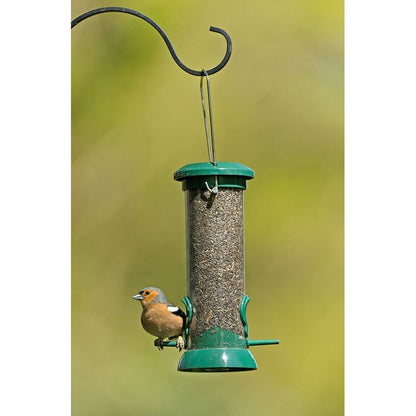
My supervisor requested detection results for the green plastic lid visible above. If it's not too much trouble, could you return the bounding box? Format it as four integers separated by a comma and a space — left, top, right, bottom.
174, 162, 254, 190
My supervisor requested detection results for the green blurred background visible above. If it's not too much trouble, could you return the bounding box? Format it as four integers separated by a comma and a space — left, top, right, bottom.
71, 0, 343, 414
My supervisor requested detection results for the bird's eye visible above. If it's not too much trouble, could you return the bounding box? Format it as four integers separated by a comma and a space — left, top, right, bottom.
145, 291, 150, 295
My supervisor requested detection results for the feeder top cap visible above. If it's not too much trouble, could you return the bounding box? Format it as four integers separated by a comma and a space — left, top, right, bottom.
174, 162, 254, 181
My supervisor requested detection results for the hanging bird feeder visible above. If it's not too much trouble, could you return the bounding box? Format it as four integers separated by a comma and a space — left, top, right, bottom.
72, 6, 279, 373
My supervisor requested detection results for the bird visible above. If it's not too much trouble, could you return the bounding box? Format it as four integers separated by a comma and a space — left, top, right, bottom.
132, 287, 186, 351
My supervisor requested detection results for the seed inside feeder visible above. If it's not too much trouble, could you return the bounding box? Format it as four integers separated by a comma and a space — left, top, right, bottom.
185, 187, 246, 343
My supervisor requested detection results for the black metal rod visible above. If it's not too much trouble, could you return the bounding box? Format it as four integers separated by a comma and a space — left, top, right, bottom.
71, 6, 232, 76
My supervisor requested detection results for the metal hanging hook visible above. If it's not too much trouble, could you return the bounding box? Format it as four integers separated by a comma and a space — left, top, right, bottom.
71, 7, 232, 76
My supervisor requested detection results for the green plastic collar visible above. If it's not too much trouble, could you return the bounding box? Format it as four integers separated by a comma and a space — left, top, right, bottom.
174, 162, 254, 190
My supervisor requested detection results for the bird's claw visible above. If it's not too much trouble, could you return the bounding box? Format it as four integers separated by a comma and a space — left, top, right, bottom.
154, 338, 164, 351
176, 336, 185, 352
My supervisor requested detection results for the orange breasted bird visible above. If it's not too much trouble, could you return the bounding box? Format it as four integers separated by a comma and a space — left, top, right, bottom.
132, 287, 186, 351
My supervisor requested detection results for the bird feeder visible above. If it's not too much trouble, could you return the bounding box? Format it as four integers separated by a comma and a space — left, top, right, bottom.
173, 163, 279, 372
72, 6, 279, 373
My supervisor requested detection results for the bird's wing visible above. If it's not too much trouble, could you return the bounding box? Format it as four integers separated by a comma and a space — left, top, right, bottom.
167, 303, 187, 331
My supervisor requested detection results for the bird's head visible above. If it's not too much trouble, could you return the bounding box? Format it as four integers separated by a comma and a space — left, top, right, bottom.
132, 287, 168, 307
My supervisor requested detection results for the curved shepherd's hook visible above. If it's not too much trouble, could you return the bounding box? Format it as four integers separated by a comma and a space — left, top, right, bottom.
71, 7, 232, 76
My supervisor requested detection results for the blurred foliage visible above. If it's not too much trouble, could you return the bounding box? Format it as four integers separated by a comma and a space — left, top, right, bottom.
72, 0, 343, 414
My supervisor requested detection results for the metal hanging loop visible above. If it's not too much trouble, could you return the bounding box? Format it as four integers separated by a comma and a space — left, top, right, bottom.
200, 70, 218, 197
200, 70, 217, 167
71, 7, 232, 77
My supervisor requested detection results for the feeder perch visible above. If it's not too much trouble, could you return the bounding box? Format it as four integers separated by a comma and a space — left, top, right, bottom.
72, 6, 279, 373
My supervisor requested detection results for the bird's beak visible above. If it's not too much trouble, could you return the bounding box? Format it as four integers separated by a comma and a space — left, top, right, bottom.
132, 293, 143, 301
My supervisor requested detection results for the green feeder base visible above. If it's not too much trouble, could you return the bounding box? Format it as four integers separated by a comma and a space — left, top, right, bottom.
177, 348, 257, 372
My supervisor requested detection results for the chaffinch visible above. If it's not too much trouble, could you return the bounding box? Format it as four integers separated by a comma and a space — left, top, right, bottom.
132, 287, 186, 351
